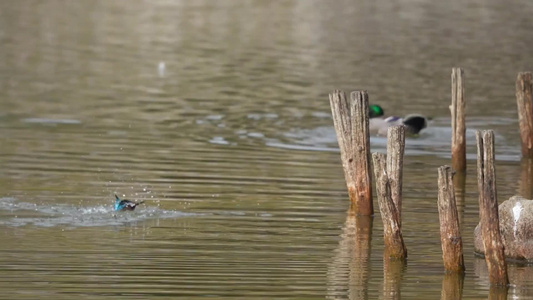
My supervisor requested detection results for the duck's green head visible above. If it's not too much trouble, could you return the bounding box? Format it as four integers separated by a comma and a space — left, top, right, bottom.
369, 105, 384, 118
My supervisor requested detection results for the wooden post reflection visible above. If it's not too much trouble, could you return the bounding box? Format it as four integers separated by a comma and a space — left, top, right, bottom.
474, 257, 510, 299
382, 253, 405, 300
441, 272, 464, 300
488, 286, 508, 300
520, 158, 533, 199
327, 214, 373, 300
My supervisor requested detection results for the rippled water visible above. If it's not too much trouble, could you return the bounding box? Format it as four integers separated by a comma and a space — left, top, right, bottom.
1, 0, 533, 299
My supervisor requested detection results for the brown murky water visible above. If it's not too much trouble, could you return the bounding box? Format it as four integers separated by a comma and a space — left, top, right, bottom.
1, 0, 532, 299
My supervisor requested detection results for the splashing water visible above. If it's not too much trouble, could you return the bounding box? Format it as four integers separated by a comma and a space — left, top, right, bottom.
0, 197, 194, 228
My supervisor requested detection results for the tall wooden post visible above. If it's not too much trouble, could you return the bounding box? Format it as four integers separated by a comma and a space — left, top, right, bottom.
476, 130, 509, 287
372, 152, 407, 260
329, 90, 373, 215
451, 68, 466, 172
437, 165, 465, 273
387, 125, 405, 224
516, 72, 533, 158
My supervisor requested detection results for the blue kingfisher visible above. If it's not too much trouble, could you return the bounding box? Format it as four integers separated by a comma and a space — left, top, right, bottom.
114, 194, 144, 211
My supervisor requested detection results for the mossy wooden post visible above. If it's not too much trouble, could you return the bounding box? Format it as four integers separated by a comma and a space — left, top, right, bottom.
451, 68, 466, 172
329, 90, 373, 215
437, 165, 465, 274
476, 130, 509, 287
516, 72, 533, 158
372, 152, 407, 260
387, 125, 405, 224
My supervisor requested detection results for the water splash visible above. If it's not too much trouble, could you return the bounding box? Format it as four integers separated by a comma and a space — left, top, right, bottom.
158, 61, 165, 77
0, 197, 194, 228
21, 118, 82, 125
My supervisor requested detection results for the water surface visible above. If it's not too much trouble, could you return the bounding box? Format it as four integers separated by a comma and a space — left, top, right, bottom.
1, 0, 533, 299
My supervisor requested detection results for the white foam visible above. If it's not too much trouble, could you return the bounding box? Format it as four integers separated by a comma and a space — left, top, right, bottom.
0, 198, 195, 228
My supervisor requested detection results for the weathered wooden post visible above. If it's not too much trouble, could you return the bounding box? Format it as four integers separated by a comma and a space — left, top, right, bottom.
451, 68, 466, 172
372, 152, 407, 260
520, 158, 533, 199
437, 165, 465, 273
387, 125, 405, 224
516, 72, 533, 158
329, 90, 373, 215
453, 170, 466, 227
476, 130, 509, 287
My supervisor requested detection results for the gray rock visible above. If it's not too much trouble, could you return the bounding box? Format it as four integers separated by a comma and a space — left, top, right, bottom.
474, 195, 533, 262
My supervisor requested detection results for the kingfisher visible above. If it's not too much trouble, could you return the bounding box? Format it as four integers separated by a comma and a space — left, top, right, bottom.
114, 194, 144, 211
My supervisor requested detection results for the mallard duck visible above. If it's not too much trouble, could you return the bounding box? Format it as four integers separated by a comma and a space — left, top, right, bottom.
368, 104, 427, 136
114, 194, 144, 211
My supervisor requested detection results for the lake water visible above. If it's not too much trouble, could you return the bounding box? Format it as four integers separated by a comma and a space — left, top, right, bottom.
1, 0, 532, 299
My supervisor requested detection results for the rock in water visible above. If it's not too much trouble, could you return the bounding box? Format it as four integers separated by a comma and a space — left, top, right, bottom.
474, 195, 533, 262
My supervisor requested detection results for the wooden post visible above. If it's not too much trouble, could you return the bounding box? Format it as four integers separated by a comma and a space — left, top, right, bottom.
520, 158, 533, 199
516, 72, 533, 158
437, 165, 465, 273
386, 125, 405, 224
476, 130, 509, 286
451, 68, 466, 172
452, 170, 466, 227
372, 152, 407, 260
329, 90, 373, 215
